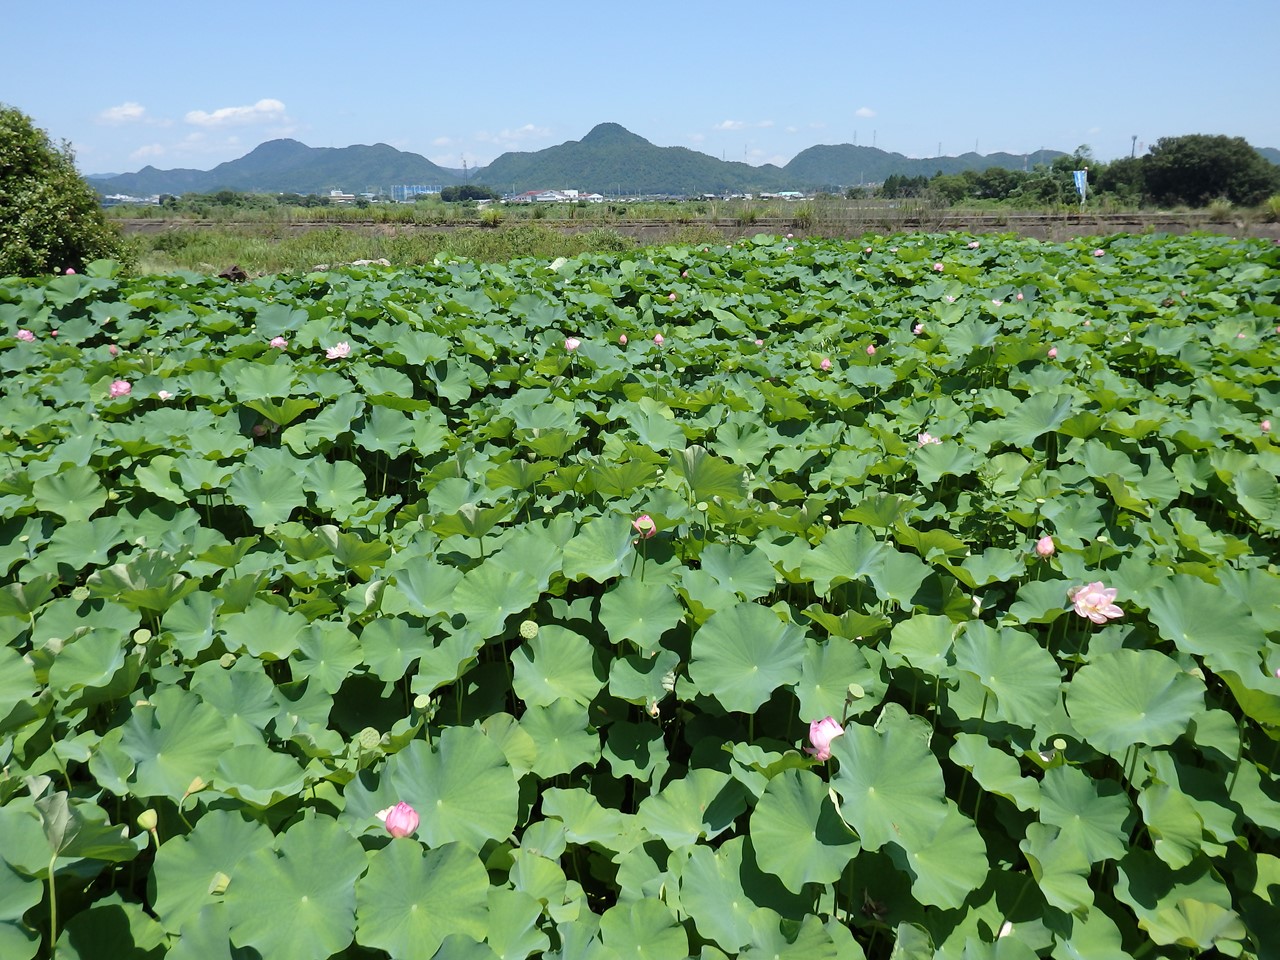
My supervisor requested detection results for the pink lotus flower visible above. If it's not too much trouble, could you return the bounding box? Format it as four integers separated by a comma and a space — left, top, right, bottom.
682, 270, 688, 277
992, 299, 1003, 306
820, 357, 832, 371
889, 246, 898, 253
618, 334, 628, 345
1035, 535, 1055, 557
933, 262, 944, 272
653, 334, 664, 346
805, 717, 844, 761
376, 802, 420, 838
631, 514, 656, 539
864, 246, 873, 254
913, 323, 924, 335
269, 336, 288, 349
108, 344, 118, 356
754, 338, 764, 347
15, 329, 34, 342
945, 295, 956, 303
786, 233, 793, 239
108, 380, 132, 398
157, 390, 173, 401
1093, 249, 1105, 257
65, 267, 76, 274
1237, 332, 1246, 339
967, 241, 980, 249
50, 330, 57, 337
866, 344, 877, 356
1263, 420, 1272, 433
326, 341, 351, 360
668, 292, 677, 301
917, 432, 941, 446
1047, 347, 1058, 359
1016, 292, 1024, 301
1067, 581, 1123, 624
785, 246, 794, 252
564, 337, 581, 351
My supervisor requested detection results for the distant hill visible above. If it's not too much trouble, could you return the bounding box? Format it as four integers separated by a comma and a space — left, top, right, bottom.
782, 145, 1065, 190
89, 124, 1078, 198
475, 123, 790, 195
1259, 146, 1280, 166
90, 139, 462, 196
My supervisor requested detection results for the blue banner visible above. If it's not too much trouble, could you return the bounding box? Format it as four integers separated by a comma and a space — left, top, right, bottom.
1073, 170, 1088, 203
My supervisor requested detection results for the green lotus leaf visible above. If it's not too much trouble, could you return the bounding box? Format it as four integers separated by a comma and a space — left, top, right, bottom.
1038, 766, 1130, 864
452, 561, 540, 638
32, 465, 106, 523
385, 561, 463, 618
608, 648, 680, 706
1114, 850, 1245, 950
799, 524, 888, 598
688, 601, 806, 713
119, 686, 234, 802
188, 658, 278, 744
483, 887, 549, 960
1065, 649, 1204, 754
795, 637, 886, 722
226, 461, 307, 526
377, 726, 519, 848
1143, 574, 1267, 662
913, 441, 980, 487
354, 840, 490, 960
304, 459, 369, 520
1000, 392, 1073, 446
598, 577, 683, 653
952, 623, 1061, 729
214, 742, 306, 808
151, 809, 275, 934
1019, 822, 1093, 916
0, 860, 41, 960
561, 514, 637, 582
637, 767, 747, 849
829, 708, 948, 852
701, 543, 779, 600
512, 625, 605, 707
750, 768, 859, 893
599, 898, 688, 960
668, 444, 746, 503
1137, 781, 1204, 870
886, 804, 988, 909
948, 734, 1040, 812
56, 894, 166, 960
519, 701, 602, 778
219, 601, 309, 660
224, 816, 367, 960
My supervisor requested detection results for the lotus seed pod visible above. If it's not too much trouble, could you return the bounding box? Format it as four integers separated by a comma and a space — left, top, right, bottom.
414, 694, 432, 712
519, 620, 539, 640
357, 727, 381, 751
71, 586, 90, 601
133, 628, 152, 644
1052, 738, 1067, 751
208, 871, 231, 896
137, 809, 158, 831
219, 653, 236, 668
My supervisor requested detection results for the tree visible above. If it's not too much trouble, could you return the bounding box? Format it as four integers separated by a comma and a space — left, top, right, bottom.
0, 104, 128, 276
1143, 134, 1280, 207
440, 184, 500, 202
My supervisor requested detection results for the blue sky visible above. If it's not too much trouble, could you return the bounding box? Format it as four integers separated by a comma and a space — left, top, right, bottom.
6, 0, 1277, 176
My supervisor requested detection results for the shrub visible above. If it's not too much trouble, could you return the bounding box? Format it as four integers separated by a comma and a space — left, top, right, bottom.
0, 104, 129, 276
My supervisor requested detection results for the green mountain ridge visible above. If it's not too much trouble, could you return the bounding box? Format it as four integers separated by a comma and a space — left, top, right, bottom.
88, 123, 1280, 199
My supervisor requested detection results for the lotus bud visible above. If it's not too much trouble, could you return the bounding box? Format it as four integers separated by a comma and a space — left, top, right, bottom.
376, 802, 420, 838
805, 717, 845, 761
137, 809, 158, 832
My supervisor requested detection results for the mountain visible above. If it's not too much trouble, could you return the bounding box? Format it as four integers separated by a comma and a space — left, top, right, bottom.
1259, 146, 1280, 166
782, 145, 1065, 190
474, 122, 790, 195
90, 139, 462, 196
88, 124, 1078, 198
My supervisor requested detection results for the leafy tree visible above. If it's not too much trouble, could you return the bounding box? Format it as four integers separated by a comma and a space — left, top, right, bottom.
0, 103, 128, 276
441, 185, 500, 202
1143, 134, 1279, 207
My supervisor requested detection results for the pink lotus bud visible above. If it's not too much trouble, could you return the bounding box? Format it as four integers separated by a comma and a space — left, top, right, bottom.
968, 241, 980, 249
786, 233, 793, 239
631, 514, 656, 539
864, 246, 872, 254
1047, 347, 1058, 359
618, 334, 628, 345
376, 802, 420, 838
913, 323, 924, 335
820, 357, 832, 371
1016, 292, 1024, 301
50, 329, 58, 337
108, 344, 118, 356
653, 334, 664, 346
15, 329, 34, 342
1035, 535, 1055, 557
1093, 249, 1105, 257
668, 292, 677, 301
933, 262, 944, 272
65, 267, 76, 274
682, 270, 688, 277
1263, 420, 1272, 433
805, 717, 845, 761
866, 344, 876, 356
754, 338, 764, 347
108, 380, 132, 398
564, 337, 581, 351
269, 336, 288, 349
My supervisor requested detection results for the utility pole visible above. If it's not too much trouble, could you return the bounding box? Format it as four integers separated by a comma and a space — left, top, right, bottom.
1131, 135, 1137, 159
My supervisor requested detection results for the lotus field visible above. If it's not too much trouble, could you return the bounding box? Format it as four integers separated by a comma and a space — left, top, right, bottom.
2, 232, 1279, 960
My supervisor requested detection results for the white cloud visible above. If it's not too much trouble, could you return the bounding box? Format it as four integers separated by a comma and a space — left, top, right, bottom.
715, 120, 747, 131
129, 143, 167, 161
688, 132, 706, 143
433, 136, 456, 147
184, 98, 287, 127
758, 120, 775, 129
855, 106, 876, 119
99, 102, 148, 124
